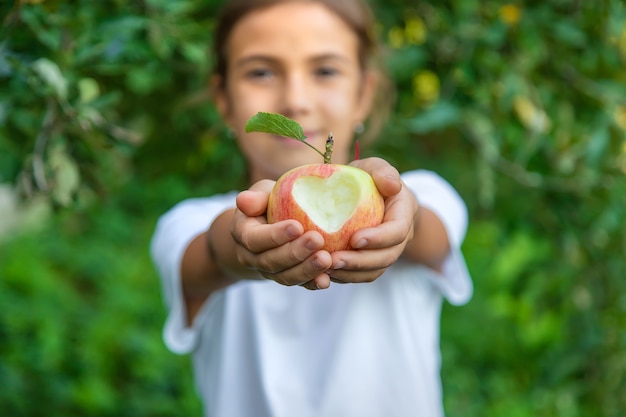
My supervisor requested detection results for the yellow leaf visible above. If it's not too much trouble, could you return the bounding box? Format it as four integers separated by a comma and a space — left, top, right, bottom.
500, 4, 522, 26
405, 17, 427, 45
614, 105, 626, 130
513, 96, 551, 133
388, 26, 405, 49
412, 70, 440, 104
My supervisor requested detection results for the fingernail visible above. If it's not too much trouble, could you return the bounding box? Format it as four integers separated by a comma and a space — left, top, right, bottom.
286, 224, 300, 238
354, 239, 367, 249
306, 239, 319, 251
333, 260, 345, 270
312, 257, 325, 270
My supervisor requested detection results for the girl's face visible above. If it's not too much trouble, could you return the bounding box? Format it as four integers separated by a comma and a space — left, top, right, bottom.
214, 1, 377, 182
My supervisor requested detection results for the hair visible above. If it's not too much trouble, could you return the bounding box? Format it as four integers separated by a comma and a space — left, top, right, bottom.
211, 0, 394, 145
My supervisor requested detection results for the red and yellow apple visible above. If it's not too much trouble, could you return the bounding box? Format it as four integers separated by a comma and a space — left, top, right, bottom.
267, 164, 384, 252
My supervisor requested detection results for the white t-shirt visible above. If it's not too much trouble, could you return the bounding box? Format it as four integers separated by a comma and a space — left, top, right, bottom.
151, 170, 473, 417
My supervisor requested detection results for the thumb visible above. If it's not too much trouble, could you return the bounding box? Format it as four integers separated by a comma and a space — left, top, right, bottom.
351, 157, 402, 198
235, 179, 274, 217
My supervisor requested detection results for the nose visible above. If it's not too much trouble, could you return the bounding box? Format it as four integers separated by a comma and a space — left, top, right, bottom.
280, 72, 312, 118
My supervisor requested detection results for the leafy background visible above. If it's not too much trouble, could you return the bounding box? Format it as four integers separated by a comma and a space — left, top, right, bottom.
1, 0, 625, 415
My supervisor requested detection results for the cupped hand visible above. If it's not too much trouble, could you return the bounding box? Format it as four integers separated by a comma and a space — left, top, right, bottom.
327, 157, 419, 283
232, 180, 332, 290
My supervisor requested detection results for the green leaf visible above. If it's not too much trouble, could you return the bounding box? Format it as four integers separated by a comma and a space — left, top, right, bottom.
245, 112, 306, 140
78, 78, 100, 103
49, 143, 80, 207
31, 58, 67, 100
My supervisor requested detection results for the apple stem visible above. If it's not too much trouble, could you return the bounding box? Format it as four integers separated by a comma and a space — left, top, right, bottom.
324, 133, 334, 164
300, 140, 326, 160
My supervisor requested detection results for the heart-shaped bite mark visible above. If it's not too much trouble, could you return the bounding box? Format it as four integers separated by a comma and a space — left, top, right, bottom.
292, 172, 360, 233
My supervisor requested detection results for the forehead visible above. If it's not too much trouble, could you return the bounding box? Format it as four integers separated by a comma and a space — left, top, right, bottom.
226, 2, 360, 62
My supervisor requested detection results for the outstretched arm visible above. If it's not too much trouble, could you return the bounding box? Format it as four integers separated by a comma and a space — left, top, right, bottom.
179, 208, 238, 325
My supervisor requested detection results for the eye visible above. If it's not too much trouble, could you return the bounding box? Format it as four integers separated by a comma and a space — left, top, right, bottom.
315, 66, 339, 78
246, 68, 274, 80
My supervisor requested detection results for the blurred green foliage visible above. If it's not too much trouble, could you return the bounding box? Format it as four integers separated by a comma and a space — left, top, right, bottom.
0, 185, 201, 416
1, 0, 625, 416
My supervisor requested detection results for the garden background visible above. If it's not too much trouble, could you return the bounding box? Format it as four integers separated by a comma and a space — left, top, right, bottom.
1, 0, 625, 415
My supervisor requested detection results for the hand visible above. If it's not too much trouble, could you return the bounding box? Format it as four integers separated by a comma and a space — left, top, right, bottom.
327, 157, 419, 283
231, 180, 333, 290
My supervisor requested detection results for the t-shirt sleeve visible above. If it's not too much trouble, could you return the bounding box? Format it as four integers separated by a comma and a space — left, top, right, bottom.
401, 170, 473, 305
150, 193, 237, 354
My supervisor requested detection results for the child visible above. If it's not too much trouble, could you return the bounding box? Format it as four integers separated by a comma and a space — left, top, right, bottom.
150, 0, 473, 416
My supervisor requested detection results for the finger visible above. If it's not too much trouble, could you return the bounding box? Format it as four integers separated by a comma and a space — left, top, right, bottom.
300, 280, 318, 290
313, 273, 331, 289
233, 219, 304, 254
241, 230, 325, 273
350, 157, 402, 197
329, 246, 392, 283
235, 180, 274, 217
300, 273, 331, 291
349, 192, 417, 250
262, 251, 333, 287
330, 246, 399, 276
350, 218, 411, 250
328, 267, 387, 284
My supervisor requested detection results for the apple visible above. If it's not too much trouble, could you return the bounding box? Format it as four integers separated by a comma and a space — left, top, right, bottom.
267, 164, 384, 252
